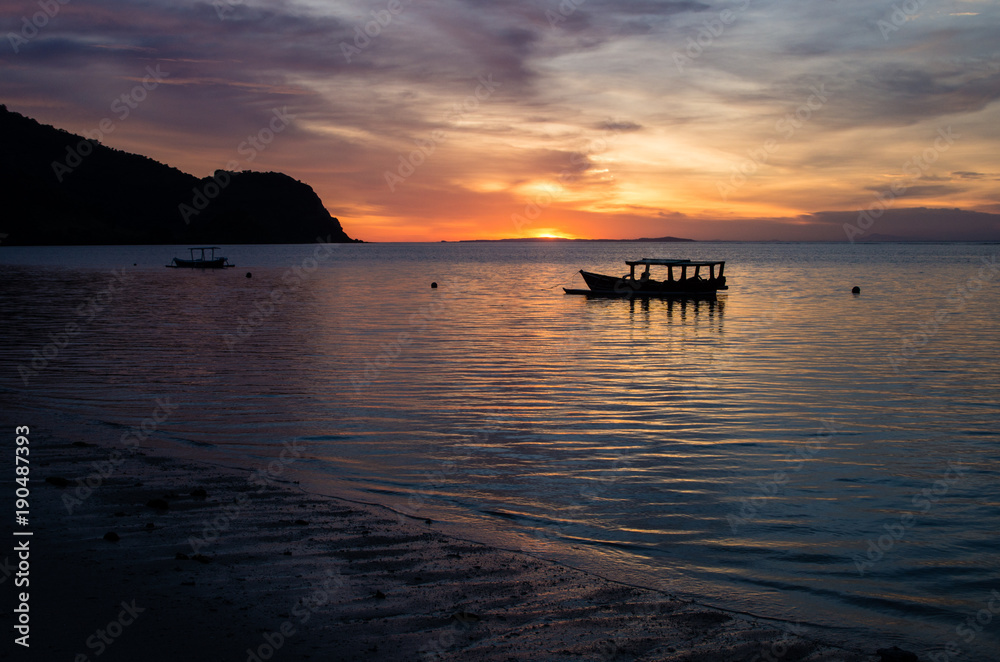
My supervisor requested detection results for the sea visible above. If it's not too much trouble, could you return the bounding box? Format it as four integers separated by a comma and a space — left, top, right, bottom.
2, 241, 998, 658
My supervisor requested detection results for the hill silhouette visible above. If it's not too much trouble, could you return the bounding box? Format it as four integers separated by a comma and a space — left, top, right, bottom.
0, 105, 357, 245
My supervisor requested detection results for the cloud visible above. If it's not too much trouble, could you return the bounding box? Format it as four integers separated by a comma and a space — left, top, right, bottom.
598, 120, 642, 132
2, 0, 998, 240
863, 184, 968, 198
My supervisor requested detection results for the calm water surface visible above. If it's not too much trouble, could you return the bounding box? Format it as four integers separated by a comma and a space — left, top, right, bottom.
2, 242, 999, 657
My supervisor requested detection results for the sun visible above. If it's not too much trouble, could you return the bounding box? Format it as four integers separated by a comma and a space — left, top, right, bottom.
531, 228, 576, 239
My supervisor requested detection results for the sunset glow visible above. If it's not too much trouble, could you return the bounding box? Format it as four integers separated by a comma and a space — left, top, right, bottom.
2, 0, 999, 241
532, 229, 576, 239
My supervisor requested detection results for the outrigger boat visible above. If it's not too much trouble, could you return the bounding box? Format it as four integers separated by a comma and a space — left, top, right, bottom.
564, 258, 726, 297
166, 247, 235, 269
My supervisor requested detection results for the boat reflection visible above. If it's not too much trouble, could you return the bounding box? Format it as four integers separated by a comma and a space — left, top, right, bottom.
576, 292, 725, 331
630, 294, 723, 320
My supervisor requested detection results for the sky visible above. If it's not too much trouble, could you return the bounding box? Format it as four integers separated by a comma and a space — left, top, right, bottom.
2, 0, 1000, 241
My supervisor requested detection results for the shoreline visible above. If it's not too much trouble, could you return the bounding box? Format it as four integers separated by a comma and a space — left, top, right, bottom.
10, 431, 907, 662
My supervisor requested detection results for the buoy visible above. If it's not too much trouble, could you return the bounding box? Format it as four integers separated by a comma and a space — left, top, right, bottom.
246, 272, 252, 278
851, 286, 860, 294
431, 282, 438, 288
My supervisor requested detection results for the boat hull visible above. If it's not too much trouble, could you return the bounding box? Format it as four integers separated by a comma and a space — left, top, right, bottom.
169, 258, 233, 269
563, 288, 717, 299
573, 270, 726, 296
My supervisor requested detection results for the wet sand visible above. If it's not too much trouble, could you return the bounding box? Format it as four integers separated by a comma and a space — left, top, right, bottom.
16, 438, 898, 662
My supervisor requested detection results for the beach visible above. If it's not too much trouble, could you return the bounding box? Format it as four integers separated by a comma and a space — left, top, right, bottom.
15, 429, 894, 662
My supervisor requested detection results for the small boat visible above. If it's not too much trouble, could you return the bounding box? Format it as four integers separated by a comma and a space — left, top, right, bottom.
166, 247, 235, 269
564, 258, 727, 297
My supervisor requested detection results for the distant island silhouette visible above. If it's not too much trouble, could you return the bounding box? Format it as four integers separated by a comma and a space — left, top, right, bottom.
0, 105, 358, 245
461, 236, 695, 242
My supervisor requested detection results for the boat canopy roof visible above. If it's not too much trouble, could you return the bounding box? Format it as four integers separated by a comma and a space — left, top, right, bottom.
626, 258, 724, 267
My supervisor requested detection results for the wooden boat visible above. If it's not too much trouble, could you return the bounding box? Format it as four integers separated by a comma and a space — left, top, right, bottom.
166, 247, 235, 269
564, 258, 726, 297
